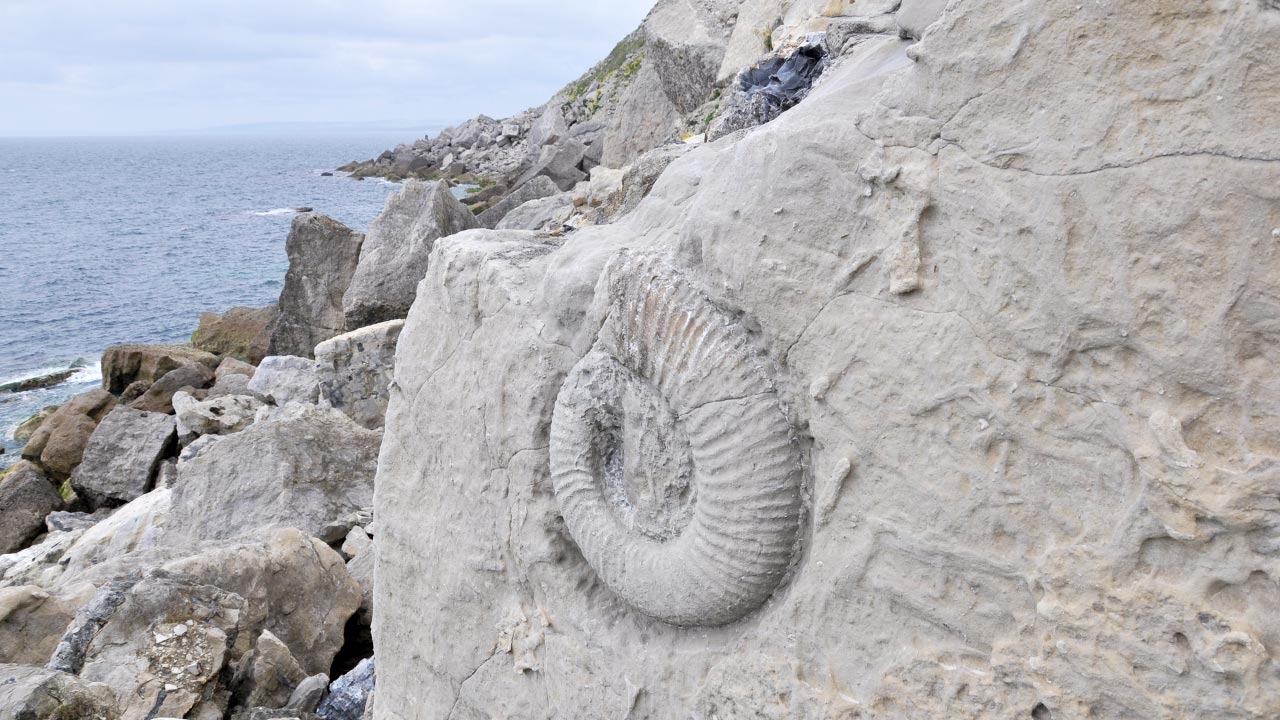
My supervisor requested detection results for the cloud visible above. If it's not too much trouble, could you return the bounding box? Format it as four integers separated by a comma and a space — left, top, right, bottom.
0, 0, 656, 135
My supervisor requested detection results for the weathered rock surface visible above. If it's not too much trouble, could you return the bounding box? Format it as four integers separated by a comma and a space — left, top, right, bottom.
192, 305, 279, 365
268, 214, 365, 359
12, 407, 56, 444
247, 356, 319, 406
0, 462, 61, 554
494, 193, 574, 232
127, 362, 215, 413
101, 344, 219, 396
0, 664, 116, 719
315, 657, 373, 720
70, 406, 175, 508
373, 3, 1280, 718
314, 321, 403, 430
475, 175, 561, 229
162, 405, 380, 547
173, 392, 263, 442
342, 180, 478, 329
0, 585, 78, 665
20, 389, 117, 480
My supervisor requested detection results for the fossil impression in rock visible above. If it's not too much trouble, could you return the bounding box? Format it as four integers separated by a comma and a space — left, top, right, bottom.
550, 252, 804, 626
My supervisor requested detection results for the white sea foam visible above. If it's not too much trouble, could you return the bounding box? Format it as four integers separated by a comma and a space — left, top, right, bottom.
248, 208, 296, 217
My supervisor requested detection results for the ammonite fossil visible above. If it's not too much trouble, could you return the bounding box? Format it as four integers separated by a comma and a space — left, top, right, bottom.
550, 252, 803, 626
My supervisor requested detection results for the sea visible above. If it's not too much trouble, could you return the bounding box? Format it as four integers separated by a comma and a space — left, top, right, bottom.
0, 133, 430, 467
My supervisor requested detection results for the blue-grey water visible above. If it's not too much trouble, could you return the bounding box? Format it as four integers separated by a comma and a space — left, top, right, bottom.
0, 134, 415, 465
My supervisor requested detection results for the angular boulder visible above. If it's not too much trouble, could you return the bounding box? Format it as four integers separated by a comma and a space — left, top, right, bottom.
341, 180, 478, 329
476, 175, 561, 229
161, 405, 380, 547
127, 362, 215, 414
232, 630, 308, 711
12, 407, 56, 444
70, 406, 175, 508
0, 462, 62, 554
268, 213, 365, 359
192, 305, 279, 364
101, 344, 219, 395
20, 389, 117, 480
173, 391, 263, 442
247, 356, 320, 406
314, 321, 403, 430
0, 664, 116, 720
494, 193, 574, 232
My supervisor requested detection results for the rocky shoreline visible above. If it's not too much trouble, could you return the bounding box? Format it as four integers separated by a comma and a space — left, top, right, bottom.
4, 0, 1279, 718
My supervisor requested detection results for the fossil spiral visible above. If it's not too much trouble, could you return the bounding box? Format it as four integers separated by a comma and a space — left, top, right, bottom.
550, 252, 803, 626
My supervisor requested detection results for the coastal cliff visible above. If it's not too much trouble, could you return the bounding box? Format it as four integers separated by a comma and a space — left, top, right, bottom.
2, 1, 1279, 719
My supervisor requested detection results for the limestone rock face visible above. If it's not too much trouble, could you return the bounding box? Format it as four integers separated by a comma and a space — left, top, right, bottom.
374, 3, 1280, 718
0, 462, 61, 554
268, 213, 365, 359
20, 389, 118, 481
173, 392, 263, 442
192, 305, 279, 365
70, 406, 175, 508
314, 321, 403, 430
0, 585, 78, 665
161, 405, 380, 547
342, 180, 478, 329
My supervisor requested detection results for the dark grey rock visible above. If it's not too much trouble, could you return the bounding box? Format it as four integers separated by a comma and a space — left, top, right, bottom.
0, 462, 62, 554
70, 406, 175, 508
269, 214, 365, 359
47, 574, 140, 674
316, 657, 374, 720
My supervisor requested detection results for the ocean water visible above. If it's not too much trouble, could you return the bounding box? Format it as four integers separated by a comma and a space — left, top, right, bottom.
0, 134, 417, 466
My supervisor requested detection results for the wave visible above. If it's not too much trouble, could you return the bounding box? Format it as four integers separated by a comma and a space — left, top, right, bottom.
0, 356, 101, 393
247, 208, 297, 217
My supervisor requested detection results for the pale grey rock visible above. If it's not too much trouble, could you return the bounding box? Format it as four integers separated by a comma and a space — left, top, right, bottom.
374, 5, 1280, 716
895, 0, 950, 39
476, 175, 561, 229
268, 214, 365, 359
339, 527, 370, 559
495, 193, 574, 232
514, 137, 589, 192
0, 463, 61, 554
70, 406, 175, 508
526, 106, 569, 149
233, 630, 308, 711
314, 321, 403, 430
162, 405, 380, 547
215, 357, 257, 380
618, 143, 693, 216
0, 664, 116, 720
44, 510, 103, 534
643, 0, 736, 114
601, 60, 681, 168
173, 391, 263, 441
341, 180, 478, 329
248, 356, 319, 406
206, 371, 253, 399
285, 673, 329, 714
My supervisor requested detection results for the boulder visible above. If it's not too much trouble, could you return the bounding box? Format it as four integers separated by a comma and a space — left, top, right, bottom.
513, 138, 588, 191
12, 407, 56, 444
232, 630, 308, 711
494, 193, 574, 232
173, 392, 263, 442
0, 664, 116, 720
475, 175, 561, 229
66, 530, 360, 719
315, 657, 374, 720
314, 321, 403, 430
601, 60, 682, 168
341, 180, 478, 329
127, 362, 215, 414
20, 389, 117, 480
247, 356, 319, 406
268, 214, 365, 359
216, 357, 257, 380
617, 143, 693, 216
192, 305, 279, 365
101, 344, 219, 395
373, 7, 1280, 715
526, 106, 569, 149
0, 462, 62, 554
70, 406, 175, 508
161, 405, 380, 547
0, 586, 79, 665
207, 371, 253, 399
285, 674, 329, 715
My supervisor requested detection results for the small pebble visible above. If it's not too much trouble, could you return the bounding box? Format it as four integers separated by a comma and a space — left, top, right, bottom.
173, 624, 188, 637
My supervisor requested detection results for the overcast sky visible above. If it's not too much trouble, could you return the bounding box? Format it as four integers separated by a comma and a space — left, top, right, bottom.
0, 0, 655, 136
